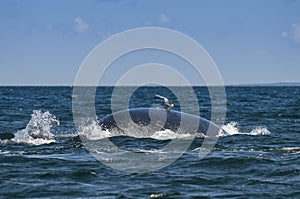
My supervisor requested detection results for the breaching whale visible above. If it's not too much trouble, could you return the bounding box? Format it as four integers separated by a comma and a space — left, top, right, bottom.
98, 108, 226, 137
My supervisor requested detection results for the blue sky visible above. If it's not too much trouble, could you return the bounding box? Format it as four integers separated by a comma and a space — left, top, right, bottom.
0, 0, 300, 85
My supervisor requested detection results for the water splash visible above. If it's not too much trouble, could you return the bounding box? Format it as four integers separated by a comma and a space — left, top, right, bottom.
221, 121, 271, 136
77, 120, 271, 141
12, 110, 59, 145
77, 120, 111, 140
64, 119, 271, 142
75, 119, 193, 141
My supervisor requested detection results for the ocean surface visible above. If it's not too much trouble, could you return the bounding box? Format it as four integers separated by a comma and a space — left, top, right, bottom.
0, 86, 299, 198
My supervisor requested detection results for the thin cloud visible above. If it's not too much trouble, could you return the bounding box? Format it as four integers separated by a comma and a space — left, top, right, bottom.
73, 17, 89, 34
281, 31, 288, 38
291, 23, 300, 43
158, 14, 171, 24
145, 14, 171, 26
282, 23, 300, 44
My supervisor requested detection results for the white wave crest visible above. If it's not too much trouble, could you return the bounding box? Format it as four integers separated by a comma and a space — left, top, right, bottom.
11, 110, 59, 145
279, 147, 300, 154
220, 121, 271, 137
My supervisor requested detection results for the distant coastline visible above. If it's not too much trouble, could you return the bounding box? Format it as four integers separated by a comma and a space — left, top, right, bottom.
0, 82, 300, 87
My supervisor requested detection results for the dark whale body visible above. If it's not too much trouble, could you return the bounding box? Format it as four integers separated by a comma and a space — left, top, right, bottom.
99, 108, 226, 136
0, 108, 226, 141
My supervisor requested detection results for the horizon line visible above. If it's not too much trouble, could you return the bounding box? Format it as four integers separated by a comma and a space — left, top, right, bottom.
0, 82, 299, 87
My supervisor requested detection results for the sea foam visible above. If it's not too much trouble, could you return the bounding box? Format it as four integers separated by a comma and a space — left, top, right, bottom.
221, 121, 271, 136
11, 110, 59, 145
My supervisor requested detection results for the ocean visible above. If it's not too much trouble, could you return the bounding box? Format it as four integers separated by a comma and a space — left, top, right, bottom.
0, 86, 299, 198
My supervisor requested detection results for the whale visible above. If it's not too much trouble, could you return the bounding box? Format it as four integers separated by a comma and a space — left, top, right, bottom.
0, 108, 226, 141
98, 108, 226, 137
80, 108, 227, 173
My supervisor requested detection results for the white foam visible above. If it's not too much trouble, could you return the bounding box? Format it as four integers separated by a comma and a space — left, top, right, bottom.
149, 193, 175, 198
77, 123, 191, 141
12, 130, 56, 145
281, 147, 300, 151
151, 129, 191, 140
0, 150, 10, 155
77, 120, 111, 140
149, 193, 166, 198
11, 110, 59, 145
248, 126, 271, 135
279, 147, 300, 154
220, 121, 271, 137
75, 120, 270, 141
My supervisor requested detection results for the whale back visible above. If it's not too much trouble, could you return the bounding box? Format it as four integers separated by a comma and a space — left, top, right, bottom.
99, 108, 224, 136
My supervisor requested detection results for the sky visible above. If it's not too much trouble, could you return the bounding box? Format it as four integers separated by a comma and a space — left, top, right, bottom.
0, 0, 300, 86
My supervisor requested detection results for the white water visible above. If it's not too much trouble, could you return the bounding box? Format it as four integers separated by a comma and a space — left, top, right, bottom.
220, 121, 271, 137
77, 120, 271, 140
11, 110, 59, 145
77, 121, 191, 140
77, 120, 111, 140
151, 129, 191, 140
276, 147, 300, 154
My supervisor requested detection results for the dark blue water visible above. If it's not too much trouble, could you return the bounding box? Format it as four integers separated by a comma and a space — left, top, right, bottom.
0, 86, 299, 198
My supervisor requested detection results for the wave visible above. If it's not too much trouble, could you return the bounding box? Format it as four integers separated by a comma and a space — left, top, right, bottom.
276, 147, 300, 154
220, 121, 271, 136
